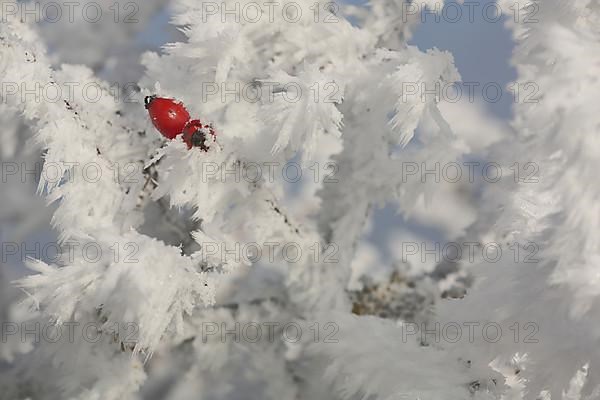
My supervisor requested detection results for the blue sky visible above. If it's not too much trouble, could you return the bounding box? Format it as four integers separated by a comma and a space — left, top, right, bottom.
410, 0, 516, 119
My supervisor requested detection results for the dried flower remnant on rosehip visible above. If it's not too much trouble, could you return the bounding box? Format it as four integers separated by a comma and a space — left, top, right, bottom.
182, 119, 216, 151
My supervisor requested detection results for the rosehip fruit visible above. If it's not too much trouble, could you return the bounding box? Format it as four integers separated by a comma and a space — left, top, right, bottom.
182, 119, 216, 151
145, 95, 191, 139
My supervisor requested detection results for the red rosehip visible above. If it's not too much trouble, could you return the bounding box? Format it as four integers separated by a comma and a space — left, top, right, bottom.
145, 96, 191, 139
182, 119, 216, 151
